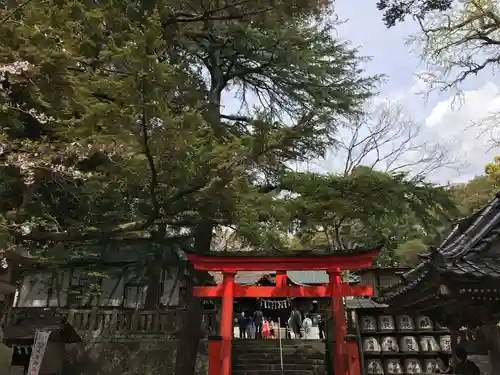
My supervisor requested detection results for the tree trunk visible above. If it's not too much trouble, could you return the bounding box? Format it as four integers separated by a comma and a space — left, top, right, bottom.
174, 222, 213, 375
175, 60, 222, 375
174, 270, 205, 375
145, 232, 167, 309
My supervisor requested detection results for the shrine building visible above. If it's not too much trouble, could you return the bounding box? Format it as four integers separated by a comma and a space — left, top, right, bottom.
375, 191, 500, 374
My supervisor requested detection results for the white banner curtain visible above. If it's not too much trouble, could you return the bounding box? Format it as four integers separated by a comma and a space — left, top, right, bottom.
27, 330, 51, 375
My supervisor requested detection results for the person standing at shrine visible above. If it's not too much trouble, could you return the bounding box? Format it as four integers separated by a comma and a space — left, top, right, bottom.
253, 308, 264, 338
262, 318, 271, 339
435, 352, 453, 374
269, 319, 276, 338
453, 347, 481, 375
313, 313, 325, 340
246, 314, 255, 339
289, 307, 302, 339
302, 313, 313, 339
237, 312, 248, 339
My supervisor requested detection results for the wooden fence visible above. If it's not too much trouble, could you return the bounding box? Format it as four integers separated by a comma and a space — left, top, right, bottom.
4, 307, 218, 336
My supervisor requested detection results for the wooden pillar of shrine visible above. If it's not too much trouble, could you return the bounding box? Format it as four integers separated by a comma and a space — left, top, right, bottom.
329, 269, 346, 375
220, 272, 235, 375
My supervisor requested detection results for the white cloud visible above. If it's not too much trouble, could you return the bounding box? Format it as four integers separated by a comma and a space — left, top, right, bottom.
421, 82, 500, 183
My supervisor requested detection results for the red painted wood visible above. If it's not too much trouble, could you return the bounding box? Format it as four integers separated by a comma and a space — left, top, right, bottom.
220, 273, 235, 375
192, 283, 373, 298
185, 249, 380, 272
208, 340, 222, 375
345, 341, 361, 375
275, 271, 287, 289
329, 270, 346, 375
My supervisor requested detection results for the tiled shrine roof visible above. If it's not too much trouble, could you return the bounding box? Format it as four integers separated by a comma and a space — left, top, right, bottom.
376, 191, 500, 304
209, 270, 331, 285
203, 246, 381, 258
208, 270, 362, 286
345, 298, 388, 310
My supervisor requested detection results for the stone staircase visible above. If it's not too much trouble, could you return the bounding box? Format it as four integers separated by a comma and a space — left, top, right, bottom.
232, 339, 327, 375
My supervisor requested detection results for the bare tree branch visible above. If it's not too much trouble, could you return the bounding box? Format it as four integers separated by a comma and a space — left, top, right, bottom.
220, 113, 252, 122
338, 100, 460, 179
410, 0, 500, 93
0, 0, 36, 24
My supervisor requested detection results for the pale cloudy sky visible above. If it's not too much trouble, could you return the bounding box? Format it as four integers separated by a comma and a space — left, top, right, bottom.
321, 0, 500, 184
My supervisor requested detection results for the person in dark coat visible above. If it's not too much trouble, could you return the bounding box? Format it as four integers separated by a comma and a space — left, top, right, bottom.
454, 347, 481, 375
253, 309, 264, 338
316, 314, 325, 340
237, 312, 248, 339
436, 352, 453, 374
289, 307, 302, 339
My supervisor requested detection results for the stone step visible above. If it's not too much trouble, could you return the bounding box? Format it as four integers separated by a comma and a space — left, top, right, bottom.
234, 352, 324, 357
233, 364, 325, 371
232, 345, 325, 351
232, 340, 322, 343
232, 370, 323, 375
233, 358, 325, 365
232, 346, 326, 352
232, 345, 321, 350
233, 352, 325, 359
232, 342, 325, 350
233, 356, 325, 362
232, 339, 323, 345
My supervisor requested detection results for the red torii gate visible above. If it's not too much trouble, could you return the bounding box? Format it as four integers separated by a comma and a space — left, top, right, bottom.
186, 247, 381, 375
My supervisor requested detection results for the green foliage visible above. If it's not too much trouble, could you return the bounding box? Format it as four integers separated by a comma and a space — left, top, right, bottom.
383, 0, 500, 95
276, 166, 458, 264
452, 174, 498, 215
377, 0, 454, 27
394, 238, 428, 266
0, 0, 376, 261
485, 156, 500, 187
391, 172, 498, 266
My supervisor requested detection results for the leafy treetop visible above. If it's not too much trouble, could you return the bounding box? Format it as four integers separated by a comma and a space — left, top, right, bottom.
0, 0, 376, 258
377, 0, 454, 27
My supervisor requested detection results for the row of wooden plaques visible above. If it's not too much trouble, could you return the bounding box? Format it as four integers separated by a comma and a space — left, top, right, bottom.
367, 357, 445, 374
360, 314, 447, 333
362, 335, 451, 353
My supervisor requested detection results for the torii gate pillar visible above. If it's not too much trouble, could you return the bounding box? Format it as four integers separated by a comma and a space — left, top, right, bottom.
329, 269, 347, 375
220, 272, 235, 375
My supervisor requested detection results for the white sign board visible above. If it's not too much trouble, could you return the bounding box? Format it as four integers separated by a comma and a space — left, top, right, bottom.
27, 330, 51, 375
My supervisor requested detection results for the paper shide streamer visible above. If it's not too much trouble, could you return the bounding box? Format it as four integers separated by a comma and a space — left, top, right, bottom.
257, 298, 293, 310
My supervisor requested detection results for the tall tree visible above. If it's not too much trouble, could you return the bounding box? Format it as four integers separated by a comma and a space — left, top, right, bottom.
1, 1, 376, 374
165, 7, 376, 373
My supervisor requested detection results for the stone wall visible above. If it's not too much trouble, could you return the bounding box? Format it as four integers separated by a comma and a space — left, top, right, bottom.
1, 336, 208, 375
0, 344, 12, 374
64, 335, 208, 375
